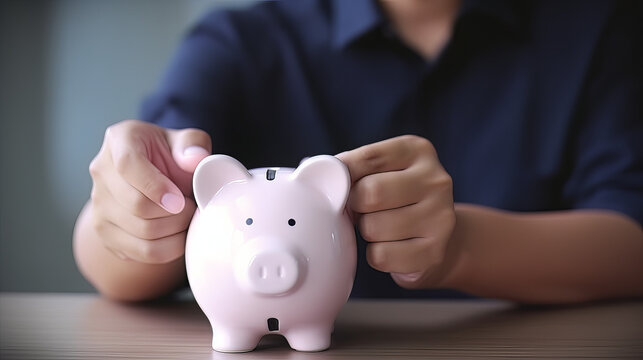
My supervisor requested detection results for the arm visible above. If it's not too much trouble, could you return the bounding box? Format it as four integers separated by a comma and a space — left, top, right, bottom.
337, 135, 643, 304
444, 205, 643, 304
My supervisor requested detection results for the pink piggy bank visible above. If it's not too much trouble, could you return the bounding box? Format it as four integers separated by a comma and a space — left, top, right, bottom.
186, 154, 357, 352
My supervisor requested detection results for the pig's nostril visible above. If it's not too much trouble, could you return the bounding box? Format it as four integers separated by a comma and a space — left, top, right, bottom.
278, 266, 285, 278
260, 266, 267, 279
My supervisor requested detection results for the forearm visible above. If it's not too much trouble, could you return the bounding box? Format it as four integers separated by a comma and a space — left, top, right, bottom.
73, 202, 187, 301
443, 204, 643, 304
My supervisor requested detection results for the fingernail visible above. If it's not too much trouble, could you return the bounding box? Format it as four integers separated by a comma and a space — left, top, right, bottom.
161, 192, 184, 213
391, 272, 423, 282
183, 146, 209, 157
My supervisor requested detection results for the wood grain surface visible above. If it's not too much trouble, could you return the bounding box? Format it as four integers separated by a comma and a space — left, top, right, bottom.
1, 293, 642, 359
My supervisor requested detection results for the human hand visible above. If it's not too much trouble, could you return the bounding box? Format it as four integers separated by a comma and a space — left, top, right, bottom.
88, 119, 211, 264
336, 135, 456, 289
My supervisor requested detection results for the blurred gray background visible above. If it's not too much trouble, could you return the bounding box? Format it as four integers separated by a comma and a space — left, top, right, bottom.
0, 0, 256, 292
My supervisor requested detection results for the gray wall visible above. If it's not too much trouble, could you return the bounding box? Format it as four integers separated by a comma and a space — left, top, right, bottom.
0, 0, 255, 292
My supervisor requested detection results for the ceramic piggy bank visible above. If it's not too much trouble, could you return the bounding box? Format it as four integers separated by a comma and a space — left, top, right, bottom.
186, 154, 356, 352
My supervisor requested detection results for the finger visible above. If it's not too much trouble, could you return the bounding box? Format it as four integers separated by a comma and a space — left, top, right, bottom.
349, 165, 428, 213
110, 141, 185, 214
336, 135, 432, 183
97, 220, 187, 264
98, 191, 196, 240
359, 203, 424, 242
359, 198, 455, 243
167, 128, 212, 173
92, 165, 175, 219
366, 237, 444, 275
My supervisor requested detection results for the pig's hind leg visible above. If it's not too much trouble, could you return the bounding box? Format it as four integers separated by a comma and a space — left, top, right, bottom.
285, 324, 333, 352
211, 326, 262, 352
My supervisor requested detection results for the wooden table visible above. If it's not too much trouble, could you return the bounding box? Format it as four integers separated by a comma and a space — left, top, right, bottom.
1, 293, 642, 359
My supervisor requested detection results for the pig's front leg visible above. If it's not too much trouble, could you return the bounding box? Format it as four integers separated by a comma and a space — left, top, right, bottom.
285, 323, 333, 352
211, 326, 262, 353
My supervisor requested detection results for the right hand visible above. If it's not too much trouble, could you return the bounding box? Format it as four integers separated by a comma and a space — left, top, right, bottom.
88, 119, 211, 264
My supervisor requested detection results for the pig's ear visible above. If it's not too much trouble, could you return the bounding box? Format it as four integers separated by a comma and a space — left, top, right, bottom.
193, 155, 251, 210
291, 155, 351, 213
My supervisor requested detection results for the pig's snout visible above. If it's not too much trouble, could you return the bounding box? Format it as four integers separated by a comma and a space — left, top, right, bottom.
239, 248, 302, 296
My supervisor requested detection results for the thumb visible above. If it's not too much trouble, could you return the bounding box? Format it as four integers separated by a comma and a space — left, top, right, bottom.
167, 128, 212, 173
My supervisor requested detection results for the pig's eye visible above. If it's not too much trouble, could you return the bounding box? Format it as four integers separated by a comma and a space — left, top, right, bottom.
246, 218, 253, 226
288, 218, 296, 226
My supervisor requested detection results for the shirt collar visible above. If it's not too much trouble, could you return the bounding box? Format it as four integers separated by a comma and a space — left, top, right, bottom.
331, 0, 384, 49
330, 0, 529, 50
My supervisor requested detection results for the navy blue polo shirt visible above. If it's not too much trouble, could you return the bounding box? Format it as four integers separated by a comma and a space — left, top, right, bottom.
141, 0, 643, 298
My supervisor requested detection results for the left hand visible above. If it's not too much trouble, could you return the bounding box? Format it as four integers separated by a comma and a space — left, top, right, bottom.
336, 135, 456, 289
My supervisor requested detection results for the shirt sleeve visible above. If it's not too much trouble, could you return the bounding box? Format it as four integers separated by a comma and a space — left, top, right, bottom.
563, 1, 643, 225
139, 9, 245, 143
